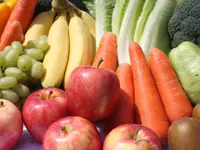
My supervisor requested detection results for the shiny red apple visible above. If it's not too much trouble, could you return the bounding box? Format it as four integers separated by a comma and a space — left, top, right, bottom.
103, 124, 162, 150
0, 99, 23, 150
43, 116, 102, 150
22, 88, 68, 142
65, 65, 120, 121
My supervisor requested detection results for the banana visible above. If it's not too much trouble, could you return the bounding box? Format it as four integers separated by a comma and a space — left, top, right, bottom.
80, 10, 96, 60
64, 10, 93, 88
42, 11, 70, 88
23, 9, 56, 45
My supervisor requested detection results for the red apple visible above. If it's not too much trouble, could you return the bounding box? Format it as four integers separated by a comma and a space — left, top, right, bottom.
103, 124, 162, 150
103, 89, 134, 134
65, 66, 120, 121
43, 116, 102, 150
0, 99, 23, 150
22, 88, 68, 142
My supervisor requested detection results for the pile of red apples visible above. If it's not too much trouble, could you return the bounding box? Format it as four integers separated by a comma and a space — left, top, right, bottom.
0, 65, 162, 150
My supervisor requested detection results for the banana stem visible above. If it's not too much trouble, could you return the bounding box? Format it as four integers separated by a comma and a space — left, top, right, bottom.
52, 0, 82, 17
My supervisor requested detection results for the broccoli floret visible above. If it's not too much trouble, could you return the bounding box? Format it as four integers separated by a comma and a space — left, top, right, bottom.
34, 0, 53, 16
168, 0, 200, 48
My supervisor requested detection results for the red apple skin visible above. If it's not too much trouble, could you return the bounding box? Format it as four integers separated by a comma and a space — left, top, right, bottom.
43, 116, 102, 150
103, 89, 134, 134
103, 124, 162, 150
0, 99, 23, 150
65, 66, 120, 121
22, 88, 69, 142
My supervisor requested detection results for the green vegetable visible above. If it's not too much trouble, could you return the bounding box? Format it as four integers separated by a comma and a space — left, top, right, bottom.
95, 0, 116, 48
134, 0, 156, 42
82, 0, 95, 18
139, 0, 176, 60
112, 0, 129, 36
168, 0, 200, 48
117, 0, 145, 64
169, 41, 200, 104
34, 0, 52, 16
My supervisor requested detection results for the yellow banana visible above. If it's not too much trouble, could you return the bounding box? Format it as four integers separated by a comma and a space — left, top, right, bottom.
64, 10, 92, 88
42, 11, 70, 88
23, 9, 56, 45
80, 10, 96, 60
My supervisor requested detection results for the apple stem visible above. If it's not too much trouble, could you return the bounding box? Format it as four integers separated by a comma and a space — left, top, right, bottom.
61, 126, 68, 134
48, 91, 53, 99
0, 101, 4, 107
134, 126, 141, 140
97, 58, 104, 68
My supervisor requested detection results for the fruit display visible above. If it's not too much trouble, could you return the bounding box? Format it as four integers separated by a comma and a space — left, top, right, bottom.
1, 0, 200, 149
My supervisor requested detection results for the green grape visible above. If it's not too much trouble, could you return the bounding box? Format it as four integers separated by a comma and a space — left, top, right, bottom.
36, 37, 49, 52
24, 48, 44, 61
31, 58, 37, 64
12, 83, 30, 98
2, 46, 12, 55
2, 89, 19, 103
0, 68, 4, 78
17, 55, 32, 71
18, 72, 28, 83
0, 77, 17, 90
11, 41, 23, 54
4, 67, 23, 80
5, 48, 19, 67
0, 52, 5, 67
25, 40, 37, 49
31, 61, 44, 79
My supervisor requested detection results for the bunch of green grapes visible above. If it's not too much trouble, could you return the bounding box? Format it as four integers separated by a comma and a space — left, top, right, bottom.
0, 35, 49, 107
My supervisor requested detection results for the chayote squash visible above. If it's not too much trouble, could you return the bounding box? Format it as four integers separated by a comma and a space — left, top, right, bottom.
169, 41, 200, 104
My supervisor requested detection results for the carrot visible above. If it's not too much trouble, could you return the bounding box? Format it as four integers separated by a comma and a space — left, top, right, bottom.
0, 21, 23, 50
103, 63, 135, 134
129, 42, 170, 143
92, 32, 117, 72
149, 48, 193, 123
116, 63, 135, 101
0, 0, 38, 50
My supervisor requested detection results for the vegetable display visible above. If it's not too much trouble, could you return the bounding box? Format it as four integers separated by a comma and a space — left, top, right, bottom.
1, 0, 200, 150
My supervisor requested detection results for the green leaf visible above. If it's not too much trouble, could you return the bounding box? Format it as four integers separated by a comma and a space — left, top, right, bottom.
95, 0, 117, 48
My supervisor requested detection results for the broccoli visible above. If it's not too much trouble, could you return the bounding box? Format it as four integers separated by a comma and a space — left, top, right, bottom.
168, 0, 200, 48
34, 0, 53, 16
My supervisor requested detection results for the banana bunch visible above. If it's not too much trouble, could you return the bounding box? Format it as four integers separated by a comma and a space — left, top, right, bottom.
32, 10, 96, 88
23, 2, 96, 88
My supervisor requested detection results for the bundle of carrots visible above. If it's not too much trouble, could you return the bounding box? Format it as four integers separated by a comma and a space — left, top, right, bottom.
0, 0, 38, 50
92, 32, 193, 144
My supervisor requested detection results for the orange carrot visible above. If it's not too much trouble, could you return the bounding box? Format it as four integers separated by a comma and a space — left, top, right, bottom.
0, 21, 23, 50
149, 48, 193, 123
116, 63, 135, 101
129, 42, 170, 143
103, 63, 135, 134
0, 0, 38, 50
92, 32, 117, 72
